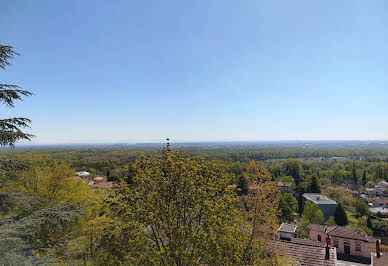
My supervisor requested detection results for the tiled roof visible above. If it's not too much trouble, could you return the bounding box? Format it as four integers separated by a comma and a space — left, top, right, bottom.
291, 237, 325, 247
327, 226, 375, 242
277, 223, 297, 233
373, 198, 388, 205
269, 240, 336, 266
307, 224, 327, 232
308, 224, 376, 243
93, 176, 107, 183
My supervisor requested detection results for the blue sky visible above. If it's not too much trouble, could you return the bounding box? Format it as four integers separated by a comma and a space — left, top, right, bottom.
1, 0, 387, 144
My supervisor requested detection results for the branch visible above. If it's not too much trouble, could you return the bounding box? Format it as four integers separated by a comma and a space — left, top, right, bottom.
0, 117, 34, 147
0, 85, 34, 108
0, 45, 19, 69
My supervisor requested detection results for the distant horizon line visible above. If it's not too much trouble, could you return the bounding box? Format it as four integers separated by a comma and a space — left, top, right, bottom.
11, 139, 388, 147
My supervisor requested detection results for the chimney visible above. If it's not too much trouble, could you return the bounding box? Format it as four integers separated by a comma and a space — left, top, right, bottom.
376, 239, 381, 258
325, 235, 331, 260
326, 235, 331, 246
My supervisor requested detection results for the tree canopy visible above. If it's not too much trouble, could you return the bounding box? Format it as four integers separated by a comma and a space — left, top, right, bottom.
0, 45, 33, 147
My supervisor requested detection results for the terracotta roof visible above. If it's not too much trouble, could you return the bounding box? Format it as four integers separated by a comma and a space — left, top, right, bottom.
291, 238, 325, 247
307, 224, 328, 233
327, 226, 375, 242
277, 223, 297, 233
93, 176, 107, 183
269, 240, 336, 266
373, 198, 388, 206
308, 224, 376, 242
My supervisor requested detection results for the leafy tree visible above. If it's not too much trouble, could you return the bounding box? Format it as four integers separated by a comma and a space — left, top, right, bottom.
97, 146, 249, 265
282, 159, 304, 185
334, 203, 348, 226
301, 202, 324, 224
278, 193, 298, 223
307, 175, 321, 193
355, 199, 370, 218
0, 45, 33, 147
242, 161, 280, 264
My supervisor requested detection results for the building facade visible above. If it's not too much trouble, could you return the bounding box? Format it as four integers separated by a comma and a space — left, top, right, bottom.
302, 193, 337, 221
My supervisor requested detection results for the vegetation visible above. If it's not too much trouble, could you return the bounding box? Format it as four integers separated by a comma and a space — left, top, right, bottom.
334, 203, 348, 226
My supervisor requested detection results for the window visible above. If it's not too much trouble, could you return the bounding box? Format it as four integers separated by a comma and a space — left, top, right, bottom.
344, 240, 350, 255
333, 239, 338, 248
318, 235, 322, 241
356, 243, 361, 252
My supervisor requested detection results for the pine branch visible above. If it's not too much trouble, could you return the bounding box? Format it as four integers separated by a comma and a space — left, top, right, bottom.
0, 45, 19, 69
0, 85, 34, 108
0, 117, 34, 147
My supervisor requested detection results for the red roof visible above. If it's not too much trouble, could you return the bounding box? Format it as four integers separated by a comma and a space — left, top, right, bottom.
270, 240, 336, 266
93, 176, 107, 183
308, 224, 376, 242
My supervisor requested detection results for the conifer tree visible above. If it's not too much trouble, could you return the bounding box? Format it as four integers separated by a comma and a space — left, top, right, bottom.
308, 175, 321, 193
334, 203, 348, 226
362, 171, 367, 186
0, 45, 33, 147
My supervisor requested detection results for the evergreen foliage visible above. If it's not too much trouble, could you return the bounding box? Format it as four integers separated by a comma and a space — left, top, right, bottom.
308, 175, 321, 193
0, 45, 33, 147
334, 203, 348, 226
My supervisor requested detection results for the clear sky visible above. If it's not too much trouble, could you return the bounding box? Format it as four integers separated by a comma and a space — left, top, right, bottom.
1, 0, 388, 144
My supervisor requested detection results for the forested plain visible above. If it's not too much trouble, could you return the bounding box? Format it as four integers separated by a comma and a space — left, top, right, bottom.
1, 144, 388, 264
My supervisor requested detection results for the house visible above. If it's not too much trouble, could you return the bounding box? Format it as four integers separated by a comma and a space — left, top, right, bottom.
73, 176, 113, 189
302, 193, 337, 221
366, 188, 383, 197
371, 198, 388, 207
369, 207, 388, 217
269, 239, 336, 265
277, 223, 297, 241
376, 181, 388, 190
307, 224, 379, 264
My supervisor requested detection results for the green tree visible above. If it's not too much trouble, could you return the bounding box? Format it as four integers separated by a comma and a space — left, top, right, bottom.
97, 146, 249, 265
355, 199, 370, 218
362, 170, 367, 186
307, 175, 321, 193
279, 193, 298, 223
334, 203, 348, 226
282, 159, 304, 185
0, 45, 33, 147
301, 201, 324, 224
